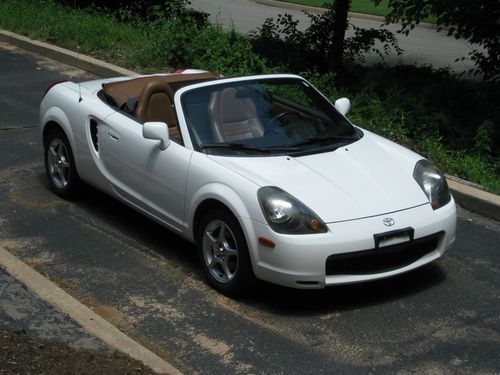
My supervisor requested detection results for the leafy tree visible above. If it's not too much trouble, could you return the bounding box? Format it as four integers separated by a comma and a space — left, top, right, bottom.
376, 0, 500, 81
251, 0, 401, 72
61, 0, 201, 22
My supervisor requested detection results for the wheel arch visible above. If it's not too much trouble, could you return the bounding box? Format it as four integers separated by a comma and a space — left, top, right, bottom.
189, 183, 255, 247
42, 121, 64, 145
41, 106, 75, 150
193, 199, 235, 243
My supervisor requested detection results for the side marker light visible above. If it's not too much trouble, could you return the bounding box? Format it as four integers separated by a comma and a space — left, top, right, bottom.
258, 237, 276, 249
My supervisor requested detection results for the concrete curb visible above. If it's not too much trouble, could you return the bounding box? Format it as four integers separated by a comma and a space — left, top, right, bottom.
0, 246, 182, 375
446, 176, 500, 222
0, 30, 136, 78
1, 28, 498, 222
253, 0, 437, 29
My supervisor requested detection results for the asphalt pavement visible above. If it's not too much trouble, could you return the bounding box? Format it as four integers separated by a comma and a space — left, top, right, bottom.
0, 44, 499, 374
0, 43, 111, 354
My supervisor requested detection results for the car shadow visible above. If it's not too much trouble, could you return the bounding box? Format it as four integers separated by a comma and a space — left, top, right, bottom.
36, 172, 200, 268
37, 174, 448, 314
242, 264, 446, 315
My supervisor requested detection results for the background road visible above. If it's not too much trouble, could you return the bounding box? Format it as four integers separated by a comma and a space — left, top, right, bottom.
0, 45, 499, 374
189, 0, 477, 75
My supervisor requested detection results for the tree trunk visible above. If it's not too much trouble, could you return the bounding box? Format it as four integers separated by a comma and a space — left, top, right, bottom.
330, 0, 350, 70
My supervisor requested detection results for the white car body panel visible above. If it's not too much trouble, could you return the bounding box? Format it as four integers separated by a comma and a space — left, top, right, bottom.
98, 112, 190, 231
244, 199, 455, 288
208, 131, 428, 223
40, 72, 457, 290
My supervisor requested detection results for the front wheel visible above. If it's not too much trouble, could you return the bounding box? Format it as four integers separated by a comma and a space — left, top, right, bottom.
197, 208, 255, 296
44, 128, 83, 199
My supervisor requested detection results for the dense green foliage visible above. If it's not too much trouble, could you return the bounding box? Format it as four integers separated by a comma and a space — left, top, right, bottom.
59, 0, 194, 21
250, 8, 401, 72
131, 9, 266, 75
251, 0, 402, 71
0, 0, 498, 193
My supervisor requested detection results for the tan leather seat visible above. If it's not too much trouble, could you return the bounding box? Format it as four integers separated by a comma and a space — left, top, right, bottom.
135, 81, 180, 139
208, 87, 264, 142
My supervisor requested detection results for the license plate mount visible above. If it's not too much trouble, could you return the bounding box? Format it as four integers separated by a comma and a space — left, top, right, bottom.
374, 227, 415, 249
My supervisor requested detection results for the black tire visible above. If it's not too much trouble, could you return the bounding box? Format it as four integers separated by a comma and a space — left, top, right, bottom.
197, 208, 256, 296
44, 128, 83, 199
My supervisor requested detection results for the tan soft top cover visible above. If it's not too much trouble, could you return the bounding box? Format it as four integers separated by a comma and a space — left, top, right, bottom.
102, 72, 219, 108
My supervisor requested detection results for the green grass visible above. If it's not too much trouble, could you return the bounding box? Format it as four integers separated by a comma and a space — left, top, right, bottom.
0, 0, 145, 68
281, 0, 436, 22
0, 0, 497, 193
283, 0, 391, 17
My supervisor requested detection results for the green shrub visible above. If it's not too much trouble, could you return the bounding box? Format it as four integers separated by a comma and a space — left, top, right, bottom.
189, 25, 267, 76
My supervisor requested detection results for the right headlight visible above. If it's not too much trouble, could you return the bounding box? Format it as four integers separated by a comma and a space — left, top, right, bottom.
413, 159, 451, 210
258, 186, 328, 234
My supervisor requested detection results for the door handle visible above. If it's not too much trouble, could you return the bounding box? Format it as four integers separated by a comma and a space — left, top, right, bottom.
108, 131, 120, 142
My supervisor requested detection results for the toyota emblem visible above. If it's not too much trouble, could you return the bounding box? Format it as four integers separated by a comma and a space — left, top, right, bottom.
383, 217, 395, 226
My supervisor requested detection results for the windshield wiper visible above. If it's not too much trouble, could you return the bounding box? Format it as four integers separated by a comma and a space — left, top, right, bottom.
285, 135, 358, 148
200, 143, 300, 152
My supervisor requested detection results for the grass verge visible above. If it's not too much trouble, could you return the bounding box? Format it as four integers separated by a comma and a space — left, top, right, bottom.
282, 0, 391, 16
0, 0, 497, 193
280, 0, 436, 22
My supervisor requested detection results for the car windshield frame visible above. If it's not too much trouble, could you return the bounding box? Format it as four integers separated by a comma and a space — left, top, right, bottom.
179, 75, 360, 156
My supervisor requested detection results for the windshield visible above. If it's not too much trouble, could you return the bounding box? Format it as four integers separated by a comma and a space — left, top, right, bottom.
181, 77, 360, 156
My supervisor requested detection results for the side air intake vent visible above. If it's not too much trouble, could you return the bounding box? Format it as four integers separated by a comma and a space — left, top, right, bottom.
90, 119, 99, 153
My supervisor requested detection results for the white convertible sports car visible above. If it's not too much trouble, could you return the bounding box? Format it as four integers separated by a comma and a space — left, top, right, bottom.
40, 69, 456, 295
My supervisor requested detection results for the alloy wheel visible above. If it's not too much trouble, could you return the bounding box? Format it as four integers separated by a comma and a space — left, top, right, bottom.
202, 219, 239, 283
47, 138, 71, 189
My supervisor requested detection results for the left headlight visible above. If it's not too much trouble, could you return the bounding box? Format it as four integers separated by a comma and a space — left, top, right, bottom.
258, 186, 328, 234
413, 159, 451, 210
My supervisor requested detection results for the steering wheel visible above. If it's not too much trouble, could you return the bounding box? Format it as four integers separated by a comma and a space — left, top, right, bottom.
268, 111, 304, 127
264, 111, 308, 137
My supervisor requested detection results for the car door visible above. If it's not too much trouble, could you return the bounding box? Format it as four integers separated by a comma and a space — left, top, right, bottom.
98, 112, 191, 231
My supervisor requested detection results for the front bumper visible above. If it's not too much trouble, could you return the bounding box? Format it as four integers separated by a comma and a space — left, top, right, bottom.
240, 199, 456, 289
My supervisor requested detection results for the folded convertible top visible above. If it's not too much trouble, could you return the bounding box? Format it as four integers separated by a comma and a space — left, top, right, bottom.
102, 71, 220, 108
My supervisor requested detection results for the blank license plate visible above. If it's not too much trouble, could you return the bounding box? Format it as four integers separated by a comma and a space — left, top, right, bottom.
378, 233, 411, 247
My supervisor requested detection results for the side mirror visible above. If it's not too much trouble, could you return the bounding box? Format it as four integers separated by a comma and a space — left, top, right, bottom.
143, 122, 169, 150
334, 98, 351, 116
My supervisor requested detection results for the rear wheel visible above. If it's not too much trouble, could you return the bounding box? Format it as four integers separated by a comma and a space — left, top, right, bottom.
197, 208, 255, 296
44, 128, 83, 199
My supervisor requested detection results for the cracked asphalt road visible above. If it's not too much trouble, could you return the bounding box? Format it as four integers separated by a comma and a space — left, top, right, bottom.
0, 44, 499, 374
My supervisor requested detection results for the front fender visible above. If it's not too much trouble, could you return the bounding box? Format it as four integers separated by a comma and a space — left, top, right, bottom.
187, 182, 262, 268
41, 105, 76, 151
187, 182, 255, 240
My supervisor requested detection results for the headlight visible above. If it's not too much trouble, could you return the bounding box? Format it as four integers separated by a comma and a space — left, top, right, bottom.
258, 186, 328, 234
413, 159, 451, 210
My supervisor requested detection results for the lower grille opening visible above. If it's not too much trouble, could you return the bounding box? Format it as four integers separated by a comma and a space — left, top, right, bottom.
325, 232, 442, 276
296, 281, 320, 285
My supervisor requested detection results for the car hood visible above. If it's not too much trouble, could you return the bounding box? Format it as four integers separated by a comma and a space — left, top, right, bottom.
209, 131, 429, 222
